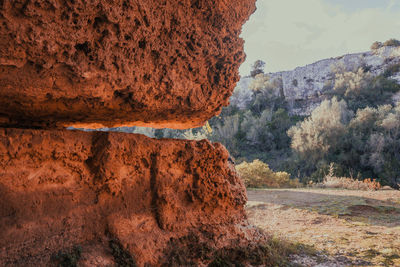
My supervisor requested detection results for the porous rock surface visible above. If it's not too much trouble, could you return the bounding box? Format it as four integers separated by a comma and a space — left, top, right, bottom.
0, 0, 261, 265
0, 128, 263, 266
0, 0, 255, 129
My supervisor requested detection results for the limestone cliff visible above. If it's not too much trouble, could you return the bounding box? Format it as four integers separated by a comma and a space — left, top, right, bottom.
233, 46, 400, 115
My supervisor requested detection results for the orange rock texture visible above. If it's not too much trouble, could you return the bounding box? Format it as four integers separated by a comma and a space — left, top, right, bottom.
0, 0, 260, 266
0, 0, 255, 129
0, 128, 263, 266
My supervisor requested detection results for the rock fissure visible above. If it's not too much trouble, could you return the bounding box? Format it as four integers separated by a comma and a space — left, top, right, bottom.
150, 151, 163, 230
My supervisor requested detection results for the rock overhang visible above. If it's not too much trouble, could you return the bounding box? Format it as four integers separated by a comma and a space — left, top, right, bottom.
0, 0, 260, 265
0, 0, 256, 129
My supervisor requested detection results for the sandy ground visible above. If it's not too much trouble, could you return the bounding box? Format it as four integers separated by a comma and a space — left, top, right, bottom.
246, 188, 400, 267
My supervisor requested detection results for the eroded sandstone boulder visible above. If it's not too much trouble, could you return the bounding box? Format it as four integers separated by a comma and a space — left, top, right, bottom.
0, 128, 264, 266
0, 0, 255, 129
0, 0, 262, 265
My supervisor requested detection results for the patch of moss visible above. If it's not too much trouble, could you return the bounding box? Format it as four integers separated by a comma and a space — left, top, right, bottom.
109, 239, 136, 267
52, 245, 82, 267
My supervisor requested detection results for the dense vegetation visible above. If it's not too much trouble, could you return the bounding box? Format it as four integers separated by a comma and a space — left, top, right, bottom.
288, 98, 400, 186
102, 40, 400, 188
201, 57, 399, 187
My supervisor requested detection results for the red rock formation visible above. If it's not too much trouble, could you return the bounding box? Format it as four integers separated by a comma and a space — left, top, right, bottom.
0, 0, 255, 129
0, 0, 261, 265
0, 128, 263, 266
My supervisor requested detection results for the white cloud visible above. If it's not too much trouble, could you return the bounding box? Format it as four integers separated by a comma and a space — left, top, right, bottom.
387, 0, 398, 11
239, 0, 400, 76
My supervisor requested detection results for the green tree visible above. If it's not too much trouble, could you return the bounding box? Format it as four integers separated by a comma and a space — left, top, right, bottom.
371, 41, 383, 50
210, 114, 240, 156
250, 60, 266, 77
383, 38, 400, 47
288, 98, 353, 162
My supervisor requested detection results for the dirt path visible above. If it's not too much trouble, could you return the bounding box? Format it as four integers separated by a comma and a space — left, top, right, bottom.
246, 188, 400, 266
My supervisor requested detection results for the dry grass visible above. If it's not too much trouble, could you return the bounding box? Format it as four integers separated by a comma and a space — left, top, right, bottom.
315, 176, 382, 190
246, 188, 400, 266
313, 163, 382, 190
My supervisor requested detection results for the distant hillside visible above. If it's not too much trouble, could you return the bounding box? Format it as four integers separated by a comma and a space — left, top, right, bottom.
233, 46, 400, 115
84, 43, 400, 187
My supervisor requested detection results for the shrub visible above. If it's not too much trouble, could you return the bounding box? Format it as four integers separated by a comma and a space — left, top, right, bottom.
316, 176, 382, 190
236, 159, 300, 188
287, 98, 352, 162
371, 41, 383, 50
333, 68, 372, 97
314, 164, 382, 190
370, 39, 400, 49
250, 60, 266, 77
383, 38, 400, 47
210, 114, 240, 156
383, 63, 400, 78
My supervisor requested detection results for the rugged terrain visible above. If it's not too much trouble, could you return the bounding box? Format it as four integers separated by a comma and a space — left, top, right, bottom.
233, 46, 400, 115
0, 0, 259, 266
0, 128, 262, 266
247, 189, 400, 266
0, 0, 254, 129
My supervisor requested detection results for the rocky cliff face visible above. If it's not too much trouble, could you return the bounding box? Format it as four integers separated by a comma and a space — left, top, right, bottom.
0, 0, 254, 129
0, 0, 259, 266
234, 46, 400, 115
0, 129, 261, 266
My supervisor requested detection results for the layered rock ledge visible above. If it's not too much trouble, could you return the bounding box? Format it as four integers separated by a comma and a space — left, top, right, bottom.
0, 128, 264, 266
0, 0, 260, 265
0, 0, 255, 129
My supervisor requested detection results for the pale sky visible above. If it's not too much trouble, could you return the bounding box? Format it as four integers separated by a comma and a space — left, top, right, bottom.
239, 0, 400, 76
